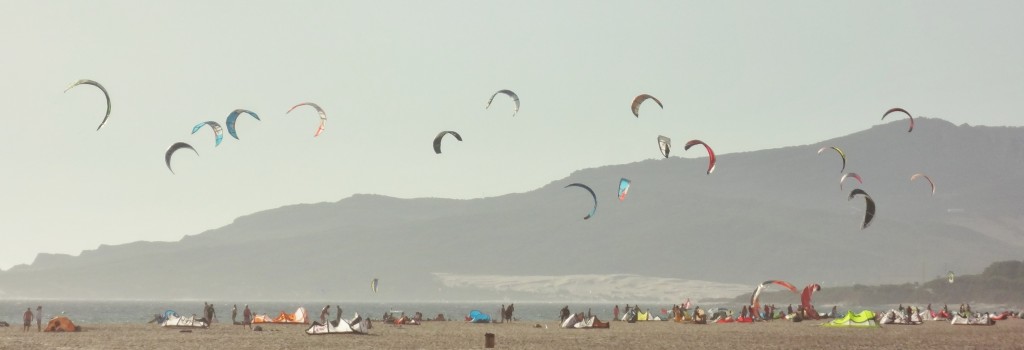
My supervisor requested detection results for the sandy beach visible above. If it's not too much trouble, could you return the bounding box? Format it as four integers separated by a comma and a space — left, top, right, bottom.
2, 318, 1023, 350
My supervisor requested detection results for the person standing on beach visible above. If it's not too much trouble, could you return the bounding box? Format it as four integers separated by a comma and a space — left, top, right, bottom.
500, 305, 506, 323
613, 305, 619, 321
209, 304, 217, 324
36, 306, 42, 332
23, 308, 33, 332
320, 305, 330, 324
242, 305, 252, 330
231, 305, 238, 324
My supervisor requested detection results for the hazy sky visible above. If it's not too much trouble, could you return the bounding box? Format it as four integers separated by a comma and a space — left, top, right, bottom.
1, 0, 1021, 269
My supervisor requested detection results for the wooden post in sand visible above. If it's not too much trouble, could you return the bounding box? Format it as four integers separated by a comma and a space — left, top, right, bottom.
485, 332, 495, 348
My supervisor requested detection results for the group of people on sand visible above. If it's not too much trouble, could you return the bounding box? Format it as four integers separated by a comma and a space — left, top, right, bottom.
604, 300, 840, 324
499, 304, 515, 323
22, 306, 42, 332
158, 303, 451, 329
559, 300, 1024, 326
383, 311, 427, 325
231, 304, 253, 329
318, 305, 345, 326
902, 303, 997, 319
561, 306, 597, 321
202, 302, 217, 325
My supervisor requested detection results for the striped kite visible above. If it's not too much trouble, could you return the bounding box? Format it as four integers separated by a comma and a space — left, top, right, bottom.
287, 102, 327, 137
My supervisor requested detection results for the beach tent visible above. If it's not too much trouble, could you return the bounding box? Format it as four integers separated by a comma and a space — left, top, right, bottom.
161, 311, 208, 328
305, 312, 370, 335
44, 316, 79, 332
823, 310, 878, 328
254, 307, 308, 324
466, 310, 491, 323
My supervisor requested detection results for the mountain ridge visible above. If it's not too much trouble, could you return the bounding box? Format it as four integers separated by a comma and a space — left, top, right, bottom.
2, 118, 1022, 302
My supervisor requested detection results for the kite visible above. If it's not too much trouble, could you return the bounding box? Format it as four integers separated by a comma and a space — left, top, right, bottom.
848, 189, 876, 229
64, 79, 112, 131
882, 107, 914, 132
749, 280, 799, 315
817, 146, 847, 173
486, 90, 520, 117
657, 135, 671, 158
618, 178, 631, 201
165, 142, 198, 174
840, 172, 863, 190
684, 140, 716, 174
801, 284, 822, 320
432, 131, 463, 154
630, 94, 663, 117
910, 173, 935, 196
287, 102, 327, 137
225, 109, 260, 140
564, 183, 597, 220
371, 278, 379, 293
191, 121, 224, 146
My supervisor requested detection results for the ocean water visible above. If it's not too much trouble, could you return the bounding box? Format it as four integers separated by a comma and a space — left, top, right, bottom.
0, 301, 625, 324
1, 300, 1013, 324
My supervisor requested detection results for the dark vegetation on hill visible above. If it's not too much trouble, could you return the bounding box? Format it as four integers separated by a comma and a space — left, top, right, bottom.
739, 260, 1024, 307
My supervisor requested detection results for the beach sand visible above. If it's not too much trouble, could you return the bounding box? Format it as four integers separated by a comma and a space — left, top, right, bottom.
2, 319, 1023, 349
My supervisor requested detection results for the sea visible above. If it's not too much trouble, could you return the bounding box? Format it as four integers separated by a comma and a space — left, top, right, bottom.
1, 300, 1017, 324
0, 301, 622, 324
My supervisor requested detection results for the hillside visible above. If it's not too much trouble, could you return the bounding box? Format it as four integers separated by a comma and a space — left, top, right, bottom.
1, 118, 1022, 302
